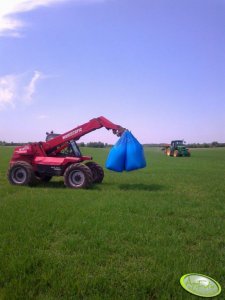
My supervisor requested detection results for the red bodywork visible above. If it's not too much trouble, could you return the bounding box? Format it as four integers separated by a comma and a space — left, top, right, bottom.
10, 116, 125, 176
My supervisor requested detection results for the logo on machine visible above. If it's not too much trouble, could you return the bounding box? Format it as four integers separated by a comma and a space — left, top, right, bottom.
51, 166, 61, 171
16, 145, 31, 153
62, 128, 82, 140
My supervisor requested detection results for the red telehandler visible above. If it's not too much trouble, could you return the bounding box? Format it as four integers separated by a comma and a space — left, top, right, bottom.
7, 116, 125, 189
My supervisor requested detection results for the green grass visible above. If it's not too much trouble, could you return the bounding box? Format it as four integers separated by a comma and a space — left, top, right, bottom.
0, 146, 225, 299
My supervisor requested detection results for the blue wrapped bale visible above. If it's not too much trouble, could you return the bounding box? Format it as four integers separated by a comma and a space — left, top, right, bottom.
125, 131, 146, 171
106, 130, 146, 172
105, 131, 127, 172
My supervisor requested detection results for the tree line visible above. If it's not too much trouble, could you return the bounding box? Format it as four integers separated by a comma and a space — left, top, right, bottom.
0, 141, 110, 148
0, 141, 224, 148
142, 142, 225, 148
186, 142, 225, 148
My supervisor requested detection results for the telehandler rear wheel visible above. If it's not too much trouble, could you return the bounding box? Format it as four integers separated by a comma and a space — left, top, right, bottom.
85, 162, 104, 183
64, 163, 93, 189
8, 161, 36, 186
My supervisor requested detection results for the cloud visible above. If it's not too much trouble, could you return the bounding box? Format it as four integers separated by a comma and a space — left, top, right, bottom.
0, 0, 108, 37
0, 0, 69, 37
0, 75, 17, 110
37, 114, 49, 120
0, 71, 43, 110
23, 71, 42, 104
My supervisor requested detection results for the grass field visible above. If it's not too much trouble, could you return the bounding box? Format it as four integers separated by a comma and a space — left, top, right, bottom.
0, 146, 225, 299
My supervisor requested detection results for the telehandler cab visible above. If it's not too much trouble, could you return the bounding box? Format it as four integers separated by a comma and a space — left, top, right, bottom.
7, 116, 125, 189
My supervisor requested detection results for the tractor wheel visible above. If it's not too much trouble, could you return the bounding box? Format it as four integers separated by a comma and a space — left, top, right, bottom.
166, 148, 171, 156
173, 150, 179, 157
8, 161, 36, 186
85, 162, 104, 183
64, 163, 93, 189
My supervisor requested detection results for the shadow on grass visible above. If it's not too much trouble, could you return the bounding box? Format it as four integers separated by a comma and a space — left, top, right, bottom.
37, 181, 65, 189
33, 181, 164, 192
119, 183, 164, 192
36, 181, 101, 190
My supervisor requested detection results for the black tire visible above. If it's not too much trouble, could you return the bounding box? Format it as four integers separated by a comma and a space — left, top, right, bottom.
64, 163, 93, 189
173, 150, 179, 157
8, 161, 36, 186
166, 148, 171, 156
85, 161, 104, 183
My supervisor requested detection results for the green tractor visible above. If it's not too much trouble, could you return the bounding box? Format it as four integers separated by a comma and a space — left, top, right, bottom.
164, 140, 191, 157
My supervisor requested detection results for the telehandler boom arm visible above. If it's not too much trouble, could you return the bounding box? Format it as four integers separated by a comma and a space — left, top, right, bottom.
43, 116, 125, 153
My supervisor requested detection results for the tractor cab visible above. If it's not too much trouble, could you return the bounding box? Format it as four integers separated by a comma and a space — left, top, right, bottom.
171, 140, 185, 149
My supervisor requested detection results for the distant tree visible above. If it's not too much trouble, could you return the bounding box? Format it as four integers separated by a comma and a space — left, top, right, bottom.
211, 141, 219, 147
86, 141, 105, 148
203, 143, 210, 148
79, 142, 85, 147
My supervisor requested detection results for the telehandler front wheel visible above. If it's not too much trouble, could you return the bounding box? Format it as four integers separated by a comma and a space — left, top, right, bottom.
64, 163, 93, 189
8, 161, 36, 186
85, 162, 104, 183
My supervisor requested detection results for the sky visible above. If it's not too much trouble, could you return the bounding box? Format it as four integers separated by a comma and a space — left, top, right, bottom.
0, 0, 224, 144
